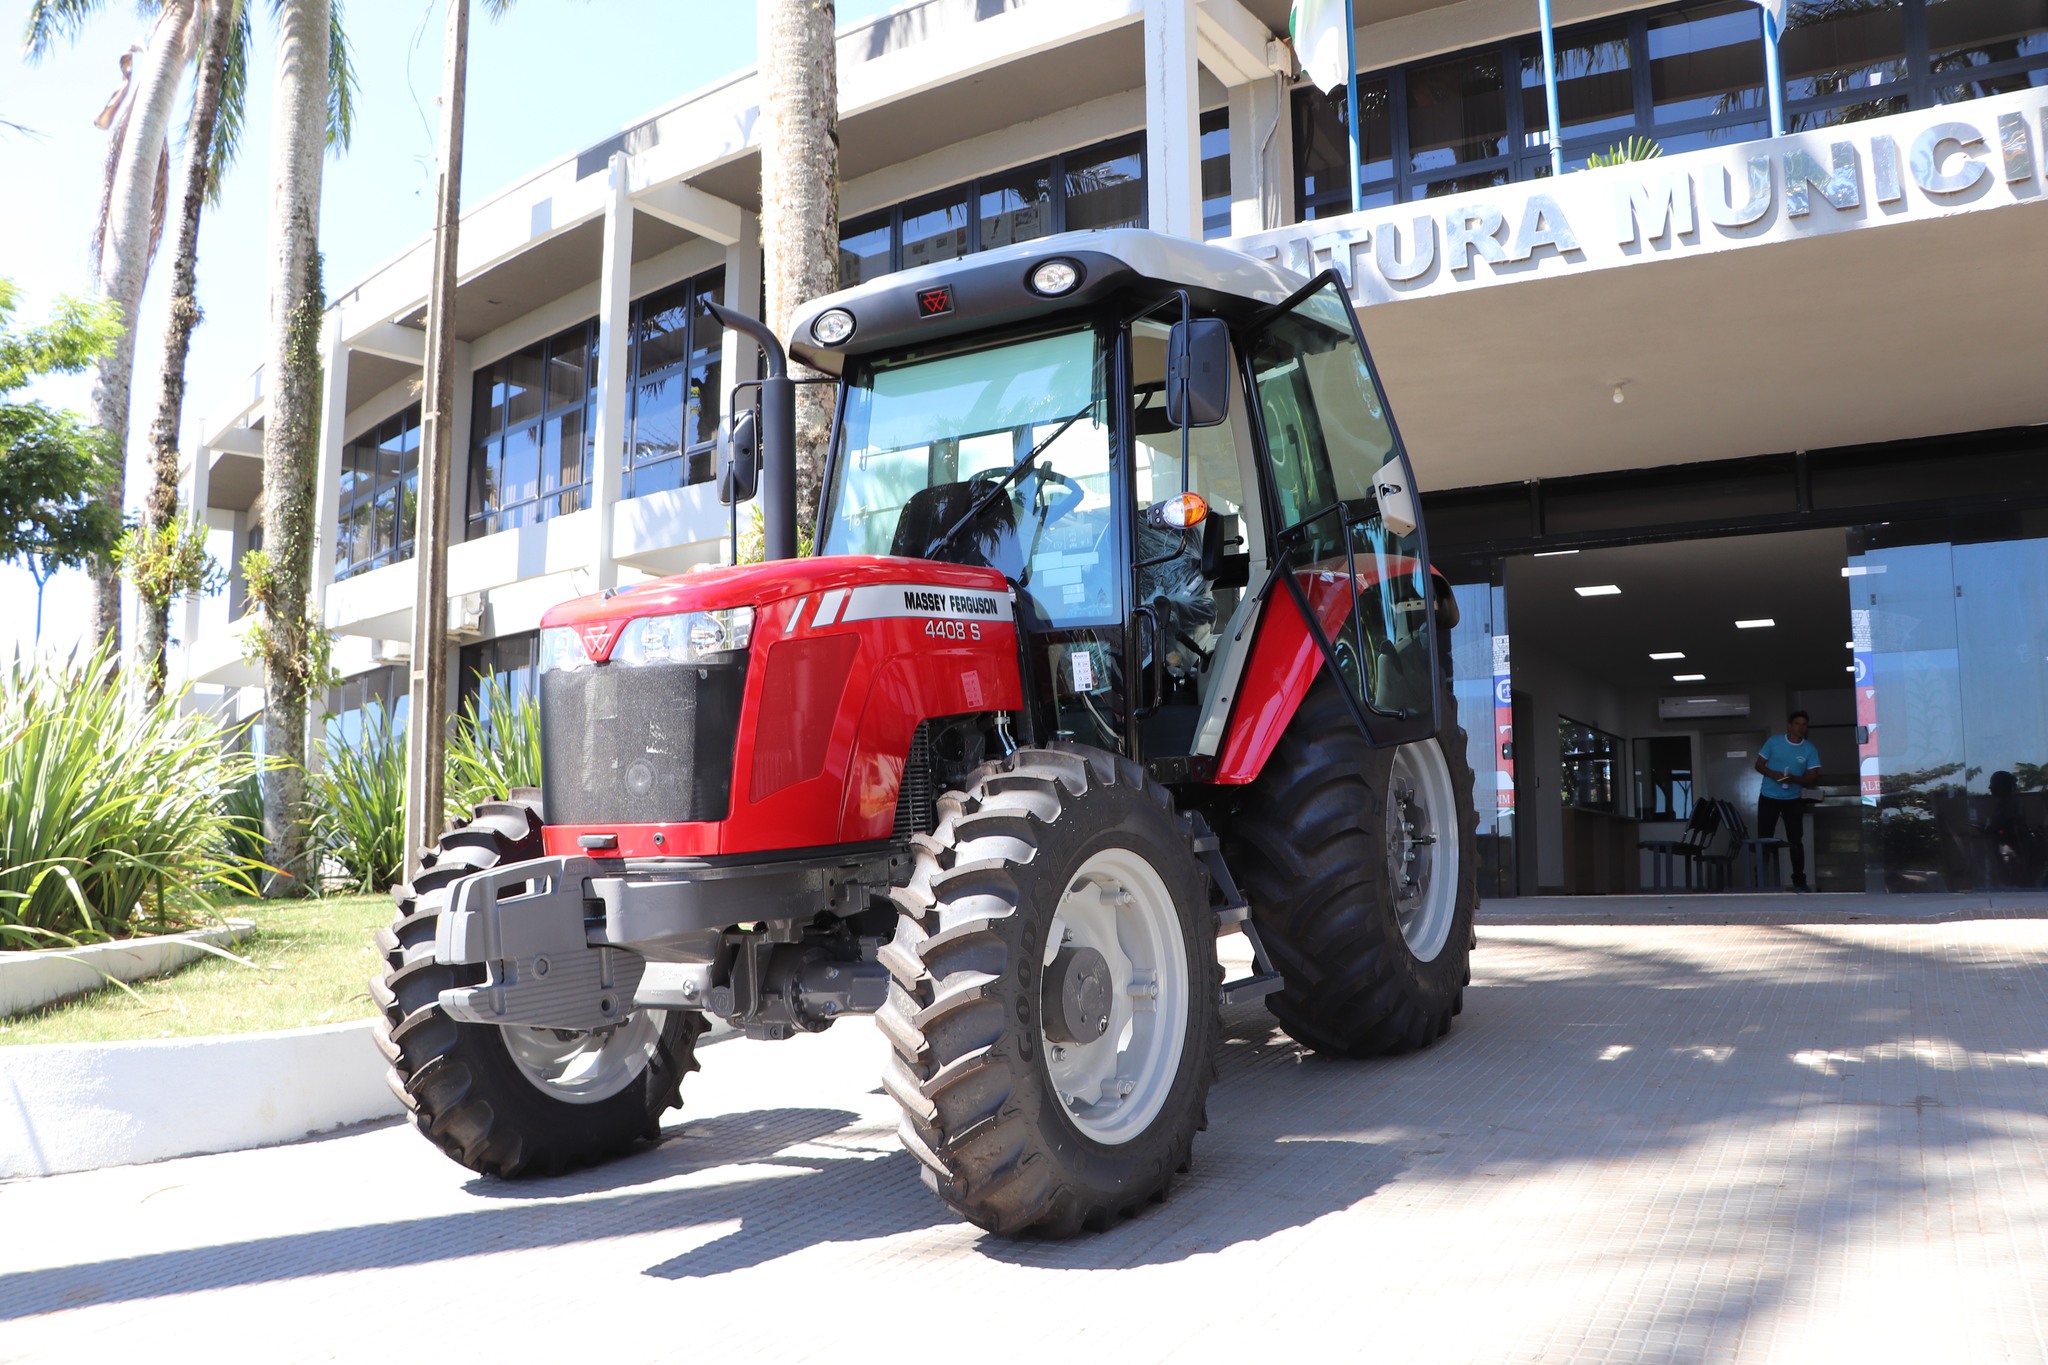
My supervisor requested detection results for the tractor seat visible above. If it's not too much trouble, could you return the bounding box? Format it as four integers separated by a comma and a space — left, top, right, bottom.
891, 479, 1020, 571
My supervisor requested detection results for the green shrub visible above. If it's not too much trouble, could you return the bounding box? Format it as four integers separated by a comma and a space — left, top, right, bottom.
309, 679, 540, 894
446, 675, 542, 818
309, 701, 405, 894
0, 646, 262, 944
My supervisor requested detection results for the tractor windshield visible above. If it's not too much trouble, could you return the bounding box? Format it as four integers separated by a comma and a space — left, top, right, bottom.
821, 327, 1121, 629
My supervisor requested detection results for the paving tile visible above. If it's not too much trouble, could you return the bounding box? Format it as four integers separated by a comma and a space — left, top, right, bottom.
2, 915, 2045, 1365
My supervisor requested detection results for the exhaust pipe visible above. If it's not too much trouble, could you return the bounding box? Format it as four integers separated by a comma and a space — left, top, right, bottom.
703, 302, 798, 562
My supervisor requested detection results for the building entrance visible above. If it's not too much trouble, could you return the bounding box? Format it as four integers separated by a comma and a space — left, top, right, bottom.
1444, 515, 2048, 898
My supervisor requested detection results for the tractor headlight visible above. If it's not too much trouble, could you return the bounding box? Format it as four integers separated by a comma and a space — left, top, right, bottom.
539, 625, 595, 674
1027, 258, 1083, 296
613, 607, 754, 667
810, 308, 856, 346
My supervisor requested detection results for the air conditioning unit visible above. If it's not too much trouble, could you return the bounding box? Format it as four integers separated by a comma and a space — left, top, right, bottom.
447, 591, 487, 641
1659, 693, 1751, 721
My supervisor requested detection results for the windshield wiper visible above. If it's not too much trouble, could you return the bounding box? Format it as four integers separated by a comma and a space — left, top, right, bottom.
924, 404, 1094, 560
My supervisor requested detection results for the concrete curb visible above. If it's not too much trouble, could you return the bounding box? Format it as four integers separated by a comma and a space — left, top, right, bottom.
0, 1019, 401, 1180
0, 920, 256, 1018
0, 1010, 739, 1180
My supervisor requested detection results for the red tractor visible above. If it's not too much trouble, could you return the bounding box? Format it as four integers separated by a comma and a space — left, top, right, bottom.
374, 229, 1477, 1237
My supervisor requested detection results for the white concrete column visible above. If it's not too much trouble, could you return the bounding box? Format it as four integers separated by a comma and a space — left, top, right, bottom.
309, 312, 350, 617
719, 209, 762, 556
589, 152, 634, 592
1144, 0, 1203, 239
1228, 74, 1297, 235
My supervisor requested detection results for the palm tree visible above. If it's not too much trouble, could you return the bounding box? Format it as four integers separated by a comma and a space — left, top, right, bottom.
133, 0, 354, 701
25, 0, 198, 654
760, 0, 839, 533
251, 0, 331, 894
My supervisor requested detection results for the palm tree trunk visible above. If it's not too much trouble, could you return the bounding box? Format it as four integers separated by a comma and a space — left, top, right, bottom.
92, 0, 197, 654
139, 0, 236, 704
760, 0, 839, 535
258, 0, 331, 895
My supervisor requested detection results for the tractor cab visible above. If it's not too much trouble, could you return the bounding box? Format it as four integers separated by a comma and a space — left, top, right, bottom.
788, 229, 1445, 779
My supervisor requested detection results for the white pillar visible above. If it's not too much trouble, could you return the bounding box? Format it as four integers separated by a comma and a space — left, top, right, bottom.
1144, 0, 1203, 239
309, 312, 349, 619
589, 152, 634, 592
719, 209, 762, 557
1228, 75, 1297, 235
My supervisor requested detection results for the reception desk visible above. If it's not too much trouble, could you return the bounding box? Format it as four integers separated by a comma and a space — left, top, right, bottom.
1560, 806, 1641, 895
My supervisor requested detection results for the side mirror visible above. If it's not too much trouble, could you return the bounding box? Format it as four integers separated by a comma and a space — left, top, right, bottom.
1166, 317, 1230, 428
719, 408, 760, 506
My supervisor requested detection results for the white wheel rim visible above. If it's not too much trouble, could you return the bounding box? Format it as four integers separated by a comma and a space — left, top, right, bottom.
1040, 847, 1190, 1146
502, 1009, 665, 1105
1387, 741, 1458, 963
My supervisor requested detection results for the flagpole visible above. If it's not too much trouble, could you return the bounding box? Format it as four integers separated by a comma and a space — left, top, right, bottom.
1536, 0, 1565, 176
1762, 9, 1786, 136
1343, 0, 1363, 212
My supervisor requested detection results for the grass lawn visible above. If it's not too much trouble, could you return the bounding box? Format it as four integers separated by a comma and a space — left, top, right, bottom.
0, 893, 393, 1047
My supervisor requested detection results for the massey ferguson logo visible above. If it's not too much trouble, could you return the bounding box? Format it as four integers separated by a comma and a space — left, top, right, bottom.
902, 589, 999, 616
581, 621, 615, 657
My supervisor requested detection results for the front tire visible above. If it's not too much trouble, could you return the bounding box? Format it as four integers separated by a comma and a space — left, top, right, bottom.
370, 793, 704, 1178
1224, 676, 1479, 1057
877, 747, 1220, 1237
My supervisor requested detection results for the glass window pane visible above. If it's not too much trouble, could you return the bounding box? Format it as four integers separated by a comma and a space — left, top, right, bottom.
373, 486, 398, 558
1927, 0, 2048, 68
1200, 109, 1232, 239
473, 366, 506, 438
545, 409, 584, 493
1655, 119, 1772, 153
546, 328, 589, 409
978, 162, 1054, 249
635, 284, 692, 378
1780, 0, 1908, 102
901, 190, 970, 271
1651, 2, 1768, 126
503, 348, 543, 426
1522, 21, 1636, 149
688, 352, 723, 450
502, 423, 540, 509
839, 213, 892, 287
1937, 68, 2048, 101
1413, 168, 1511, 199
631, 369, 682, 467
1408, 52, 1509, 173
1064, 136, 1145, 231
632, 457, 682, 497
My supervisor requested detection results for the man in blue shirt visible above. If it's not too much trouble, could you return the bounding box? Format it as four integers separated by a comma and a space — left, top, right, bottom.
1754, 710, 1823, 891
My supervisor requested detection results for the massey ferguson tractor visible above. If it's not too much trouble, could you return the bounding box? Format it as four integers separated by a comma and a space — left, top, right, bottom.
373, 228, 1477, 1237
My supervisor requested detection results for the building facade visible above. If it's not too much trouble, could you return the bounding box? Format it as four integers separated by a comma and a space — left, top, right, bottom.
178, 0, 2048, 897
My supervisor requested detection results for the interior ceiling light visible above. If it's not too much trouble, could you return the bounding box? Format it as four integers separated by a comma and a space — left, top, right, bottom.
1533, 549, 1579, 557
1575, 584, 1621, 597
1649, 652, 1685, 660
1611, 383, 1627, 405
1735, 618, 1776, 628
1674, 673, 1707, 682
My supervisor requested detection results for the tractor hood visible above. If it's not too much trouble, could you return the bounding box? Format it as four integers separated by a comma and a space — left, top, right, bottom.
540, 556, 1012, 664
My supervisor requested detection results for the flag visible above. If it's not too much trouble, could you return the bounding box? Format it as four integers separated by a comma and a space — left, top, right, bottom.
1290, 0, 1351, 95
1746, 0, 1786, 42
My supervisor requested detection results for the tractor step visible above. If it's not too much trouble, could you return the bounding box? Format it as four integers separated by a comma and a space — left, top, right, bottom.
1220, 971, 1286, 1005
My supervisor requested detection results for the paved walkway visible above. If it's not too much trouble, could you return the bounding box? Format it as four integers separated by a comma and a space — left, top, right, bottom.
5, 907, 2047, 1364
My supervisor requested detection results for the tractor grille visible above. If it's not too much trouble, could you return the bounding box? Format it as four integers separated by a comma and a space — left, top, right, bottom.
892, 722, 937, 840
540, 660, 747, 827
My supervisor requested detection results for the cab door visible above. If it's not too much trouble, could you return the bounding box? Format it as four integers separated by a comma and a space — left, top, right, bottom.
1245, 272, 1440, 746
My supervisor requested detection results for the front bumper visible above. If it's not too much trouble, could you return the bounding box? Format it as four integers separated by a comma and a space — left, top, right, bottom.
433, 848, 888, 1030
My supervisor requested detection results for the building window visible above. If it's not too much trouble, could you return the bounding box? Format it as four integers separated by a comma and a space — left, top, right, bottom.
837, 128, 1188, 285
324, 666, 407, 747
467, 322, 595, 539
1295, 0, 2048, 213
627, 270, 725, 498
336, 406, 422, 581
1200, 108, 1233, 238
459, 631, 539, 730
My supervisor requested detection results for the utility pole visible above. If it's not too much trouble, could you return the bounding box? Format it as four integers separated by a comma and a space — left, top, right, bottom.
404, 0, 470, 872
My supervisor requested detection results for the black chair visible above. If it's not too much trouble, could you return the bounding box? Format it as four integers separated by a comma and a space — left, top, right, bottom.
1640, 800, 1721, 891
889, 478, 1019, 569
1717, 798, 1787, 890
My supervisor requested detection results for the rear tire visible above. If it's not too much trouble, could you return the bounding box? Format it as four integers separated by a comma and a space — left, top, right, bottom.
1224, 676, 1478, 1057
877, 747, 1220, 1236
370, 792, 703, 1178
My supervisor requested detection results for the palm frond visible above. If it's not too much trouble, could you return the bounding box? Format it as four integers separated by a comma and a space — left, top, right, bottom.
327, 0, 355, 151
203, 0, 248, 202
22, 0, 116, 61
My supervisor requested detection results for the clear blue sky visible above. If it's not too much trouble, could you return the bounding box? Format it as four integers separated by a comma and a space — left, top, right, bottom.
1, 0, 898, 658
